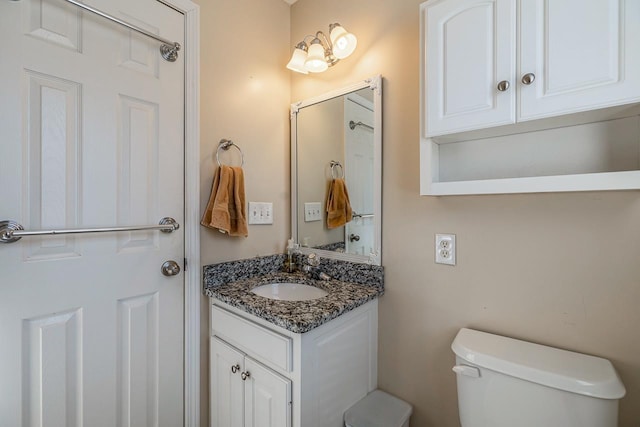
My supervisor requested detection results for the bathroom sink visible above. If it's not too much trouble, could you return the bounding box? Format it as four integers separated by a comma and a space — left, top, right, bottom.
251, 282, 328, 301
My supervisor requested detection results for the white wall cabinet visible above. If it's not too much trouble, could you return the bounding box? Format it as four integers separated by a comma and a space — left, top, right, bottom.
423, 0, 516, 137
210, 300, 378, 427
421, 0, 640, 195
518, 0, 640, 121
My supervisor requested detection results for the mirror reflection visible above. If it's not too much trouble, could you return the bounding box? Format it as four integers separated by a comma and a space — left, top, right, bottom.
291, 76, 382, 264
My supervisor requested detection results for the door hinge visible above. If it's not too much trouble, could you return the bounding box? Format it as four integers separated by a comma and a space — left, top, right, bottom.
184, 257, 188, 272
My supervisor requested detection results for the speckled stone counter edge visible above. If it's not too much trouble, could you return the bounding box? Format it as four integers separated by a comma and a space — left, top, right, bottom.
203, 253, 384, 289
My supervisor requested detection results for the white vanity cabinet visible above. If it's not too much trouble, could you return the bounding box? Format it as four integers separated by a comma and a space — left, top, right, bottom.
211, 337, 292, 427
210, 299, 378, 427
421, 0, 640, 195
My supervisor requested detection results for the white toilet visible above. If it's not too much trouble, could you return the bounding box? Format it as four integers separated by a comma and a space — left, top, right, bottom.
452, 328, 626, 427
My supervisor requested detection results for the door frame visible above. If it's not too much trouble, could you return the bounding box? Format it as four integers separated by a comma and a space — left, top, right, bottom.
156, 0, 201, 426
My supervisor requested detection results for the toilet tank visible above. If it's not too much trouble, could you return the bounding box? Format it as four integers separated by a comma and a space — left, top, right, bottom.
451, 328, 626, 427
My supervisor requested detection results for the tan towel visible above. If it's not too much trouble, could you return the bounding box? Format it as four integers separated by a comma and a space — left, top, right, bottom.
326, 178, 352, 229
201, 165, 248, 237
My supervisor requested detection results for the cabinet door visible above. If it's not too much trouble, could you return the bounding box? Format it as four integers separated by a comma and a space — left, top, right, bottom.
211, 338, 245, 427
423, 0, 516, 137
244, 358, 292, 427
519, 0, 640, 120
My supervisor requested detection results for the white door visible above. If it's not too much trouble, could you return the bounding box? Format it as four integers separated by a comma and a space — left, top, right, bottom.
243, 358, 291, 427
0, 0, 185, 425
518, 0, 640, 121
344, 95, 374, 256
211, 338, 244, 427
423, 0, 515, 137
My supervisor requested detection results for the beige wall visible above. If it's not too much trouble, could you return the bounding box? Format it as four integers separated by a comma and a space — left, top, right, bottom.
197, 0, 291, 265
290, 1, 640, 427
195, 0, 290, 424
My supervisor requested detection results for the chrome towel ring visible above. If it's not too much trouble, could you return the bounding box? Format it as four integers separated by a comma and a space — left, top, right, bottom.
216, 139, 245, 167
330, 160, 344, 179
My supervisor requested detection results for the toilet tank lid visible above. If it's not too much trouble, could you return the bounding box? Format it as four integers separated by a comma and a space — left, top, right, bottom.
451, 328, 626, 400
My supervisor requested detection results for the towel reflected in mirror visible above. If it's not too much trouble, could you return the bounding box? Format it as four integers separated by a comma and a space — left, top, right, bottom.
326, 178, 352, 229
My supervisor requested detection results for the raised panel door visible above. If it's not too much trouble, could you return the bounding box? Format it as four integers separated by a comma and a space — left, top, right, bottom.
423, 0, 516, 137
0, 0, 185, 425
244, 358, 291, 427
211, 338, 245, 427
518, 0, 640, 120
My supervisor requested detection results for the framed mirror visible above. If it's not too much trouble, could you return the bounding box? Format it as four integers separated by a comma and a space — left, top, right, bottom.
291, 75, 382, 265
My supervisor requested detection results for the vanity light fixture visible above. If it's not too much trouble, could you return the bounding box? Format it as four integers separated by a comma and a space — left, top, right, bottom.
286, 23, 357, 74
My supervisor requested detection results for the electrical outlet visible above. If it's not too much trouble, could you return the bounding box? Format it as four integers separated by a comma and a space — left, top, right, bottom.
304, 202, 322, 222
248, 202, 273, 225
435, 234, 456, 265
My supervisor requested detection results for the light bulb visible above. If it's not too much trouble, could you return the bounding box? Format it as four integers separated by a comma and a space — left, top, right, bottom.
336, 37, 349, 51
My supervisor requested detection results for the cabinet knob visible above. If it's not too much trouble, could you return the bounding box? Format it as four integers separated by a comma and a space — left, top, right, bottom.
241, 371, 251, 381
231, 364, 240, 374
496, 80, 510, 92
521, 73, 536, 85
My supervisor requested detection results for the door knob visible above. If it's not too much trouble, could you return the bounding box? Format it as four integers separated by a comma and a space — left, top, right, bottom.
521, 73, 536, 85
349, 234, 360, 242
241, 371, 251, 381
161, 260, 181, 276
231, 364, 240, 374
496, 80, 510, 91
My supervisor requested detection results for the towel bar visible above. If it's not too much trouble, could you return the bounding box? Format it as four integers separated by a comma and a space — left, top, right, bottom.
26, 0, 182, 62
353, 212, 374, 219
0, 217, 179, 244
349, 120, 374, 131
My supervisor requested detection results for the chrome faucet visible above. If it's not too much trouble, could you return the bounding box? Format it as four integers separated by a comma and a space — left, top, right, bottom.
302, 253, 331, 281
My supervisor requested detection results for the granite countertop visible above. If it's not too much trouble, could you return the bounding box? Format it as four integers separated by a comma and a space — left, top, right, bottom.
204, 271, 383, 333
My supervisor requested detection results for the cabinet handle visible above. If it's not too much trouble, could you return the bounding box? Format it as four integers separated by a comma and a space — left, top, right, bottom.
231, 364, 240, 374
521, 73, 536, 85
496, 80, 510, 92
241, 371, 251, 381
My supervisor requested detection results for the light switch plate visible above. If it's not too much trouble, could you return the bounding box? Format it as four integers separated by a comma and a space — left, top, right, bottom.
304, 202, 322, 222
248, 202, 273, 225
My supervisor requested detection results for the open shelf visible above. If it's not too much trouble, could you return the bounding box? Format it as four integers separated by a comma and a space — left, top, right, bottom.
421, 115, 640, 196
